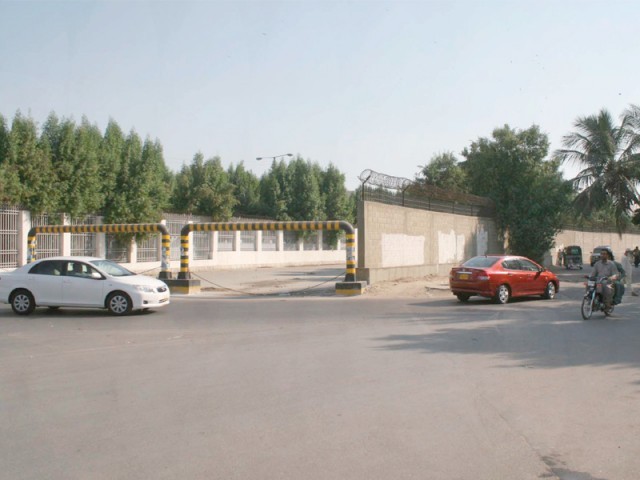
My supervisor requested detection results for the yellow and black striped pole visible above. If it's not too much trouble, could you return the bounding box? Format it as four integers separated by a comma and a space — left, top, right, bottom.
177, 221, 356, 281
27, 223, 172, 279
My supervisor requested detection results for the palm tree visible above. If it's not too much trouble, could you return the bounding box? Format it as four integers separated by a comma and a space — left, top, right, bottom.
554, 105, 640, 233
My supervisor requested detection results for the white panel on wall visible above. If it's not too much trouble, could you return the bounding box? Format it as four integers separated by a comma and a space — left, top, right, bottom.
476, 225, 488, 256
438, 230, 465, 263
381, 234, 425, 267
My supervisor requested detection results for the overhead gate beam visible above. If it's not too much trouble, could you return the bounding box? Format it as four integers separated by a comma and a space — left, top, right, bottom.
178, 221, 357, 283
27, 223, 172, 279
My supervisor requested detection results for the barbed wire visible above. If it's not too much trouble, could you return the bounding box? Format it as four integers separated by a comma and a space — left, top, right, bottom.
358, 169, 413, 190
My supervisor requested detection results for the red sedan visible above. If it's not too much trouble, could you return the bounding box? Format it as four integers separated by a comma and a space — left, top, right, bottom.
449, 255, 560, 304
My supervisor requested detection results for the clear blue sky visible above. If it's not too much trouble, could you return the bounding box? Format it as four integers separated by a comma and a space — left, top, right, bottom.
1, 0, 638, 190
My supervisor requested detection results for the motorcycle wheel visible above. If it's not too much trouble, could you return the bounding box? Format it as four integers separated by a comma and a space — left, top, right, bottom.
581, 296, 593, 320
604, 304, 614, 316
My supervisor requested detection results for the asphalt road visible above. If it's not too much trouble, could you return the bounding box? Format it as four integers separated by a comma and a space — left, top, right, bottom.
2, 267, 640, 480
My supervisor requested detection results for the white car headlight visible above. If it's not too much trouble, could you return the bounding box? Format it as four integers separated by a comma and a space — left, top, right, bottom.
134, 285, 156, 293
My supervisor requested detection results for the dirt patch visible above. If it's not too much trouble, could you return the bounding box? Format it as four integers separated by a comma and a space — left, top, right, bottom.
366, 274, 451, 298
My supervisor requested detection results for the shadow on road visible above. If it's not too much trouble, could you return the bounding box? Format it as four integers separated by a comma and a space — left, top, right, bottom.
374, 287, 640, 375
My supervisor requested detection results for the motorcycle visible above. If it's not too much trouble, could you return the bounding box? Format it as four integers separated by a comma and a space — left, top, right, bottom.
581, 276, 614, 320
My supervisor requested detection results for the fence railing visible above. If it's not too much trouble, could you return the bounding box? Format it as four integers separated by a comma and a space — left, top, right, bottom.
358, 169, 495, 217
0, 207, 347, 270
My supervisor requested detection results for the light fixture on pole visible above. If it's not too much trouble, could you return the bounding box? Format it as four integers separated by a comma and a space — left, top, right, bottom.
256, 153, 293, 161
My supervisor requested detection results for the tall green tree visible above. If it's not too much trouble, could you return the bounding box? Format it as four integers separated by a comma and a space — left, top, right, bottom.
171, 153, 236, 219
7, 112, 57, 213
0, 114, 20, 204
228, 162, 260, 216
41, 114, 104, 216
70, 117, 104, 215
462, 125, 571, 262
554, 105, 640, 233
99, 119, 126, 213
287, 157, 323, 221
42, 113, 75, 212
321, 163, 352, 222
258, 159, 292, 220
126, 137, 171, 221
104, 130, 142, 223
192, 156, 235, 219
416, 152, 468, 192
171, 162, 196, 213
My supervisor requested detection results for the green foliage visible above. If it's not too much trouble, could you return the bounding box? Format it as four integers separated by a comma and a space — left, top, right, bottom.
170, 153, 236, 220
554, 105, 640, 234
7, 112, 57, 213
321, 163, 351, 221
228, 162, 260, 216
0, 114, 20, 204
66, 117, 104, 215
462, 125, 572, 262
99, 119, 125, 212
416, 151, 468, 192
103, 130, 142, 223
132, 138, 171, 219
1, 110, 356, 229
258, 160, 292, 220
287, 157, 323, 221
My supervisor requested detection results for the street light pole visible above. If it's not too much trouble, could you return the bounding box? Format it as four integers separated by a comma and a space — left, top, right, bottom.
256, 153, 293, 161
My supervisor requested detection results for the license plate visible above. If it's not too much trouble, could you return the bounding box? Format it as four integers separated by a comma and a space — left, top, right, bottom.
458, 273, 470, 280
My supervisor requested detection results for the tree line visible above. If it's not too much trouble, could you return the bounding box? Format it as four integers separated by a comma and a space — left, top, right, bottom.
4, 105, 639, 263
0, 112, 356, 227
415, 105, 640, 262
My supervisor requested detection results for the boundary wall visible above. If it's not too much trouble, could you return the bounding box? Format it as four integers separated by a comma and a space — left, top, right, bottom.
356, 201, 502, 284
357, 200, 640, 284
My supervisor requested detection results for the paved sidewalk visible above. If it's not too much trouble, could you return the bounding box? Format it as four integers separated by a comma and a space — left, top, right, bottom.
187, 264, 348, 297
180, 264, 450, 298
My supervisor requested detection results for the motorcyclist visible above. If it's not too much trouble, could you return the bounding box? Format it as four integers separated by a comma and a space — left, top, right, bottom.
610, 251, 626, 304
590, 248, 619, 310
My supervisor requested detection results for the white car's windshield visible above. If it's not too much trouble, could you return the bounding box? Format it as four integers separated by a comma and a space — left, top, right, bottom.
90, 259, 135, 277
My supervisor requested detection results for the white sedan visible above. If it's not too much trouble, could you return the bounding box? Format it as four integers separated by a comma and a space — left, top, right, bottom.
0, 257, 170, 316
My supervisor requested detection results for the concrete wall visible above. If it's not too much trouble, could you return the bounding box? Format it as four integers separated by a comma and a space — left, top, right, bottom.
356, 200, 640, 285
357, 201, 502, 283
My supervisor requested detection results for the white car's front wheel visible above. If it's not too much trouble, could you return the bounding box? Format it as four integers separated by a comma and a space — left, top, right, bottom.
11, 289, 35, 315
107, 291, 133, 316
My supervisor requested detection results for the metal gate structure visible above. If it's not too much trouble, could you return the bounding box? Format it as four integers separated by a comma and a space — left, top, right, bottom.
27, 223, 172, 279
0, 206, 19, 268
178, 221, 357, 282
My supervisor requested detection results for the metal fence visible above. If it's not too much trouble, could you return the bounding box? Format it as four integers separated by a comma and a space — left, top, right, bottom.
262, 230, 277, 251
283, 231, 298, 251
105, 234, 128, 262
31, 213, 61, 260
70, 215, 99, 257
0, 206, 19, 268
164, 213, 213, 261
